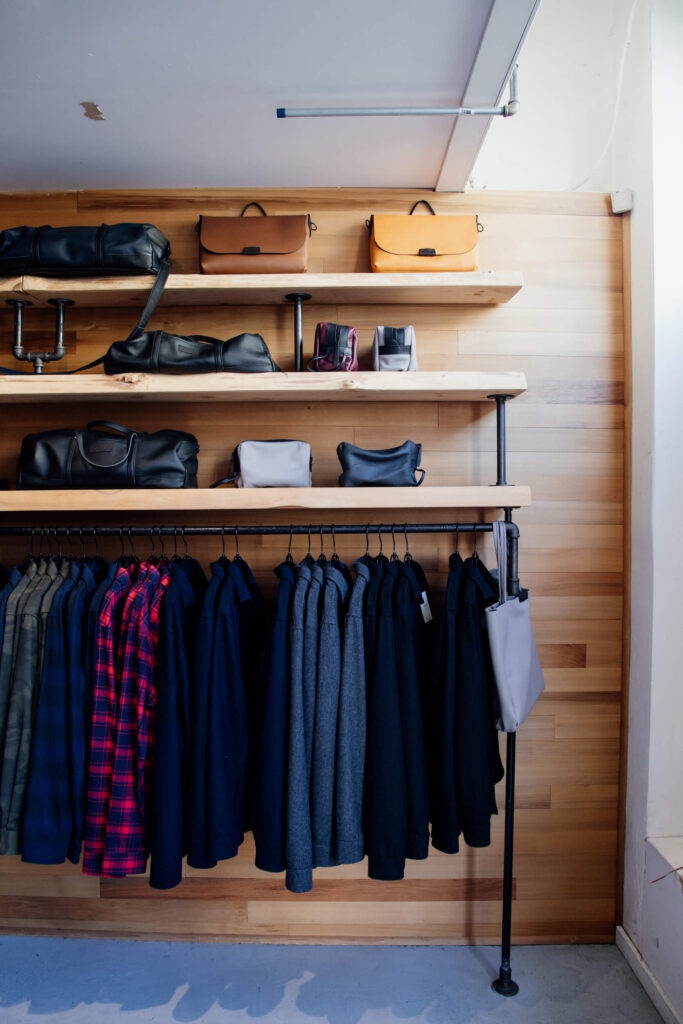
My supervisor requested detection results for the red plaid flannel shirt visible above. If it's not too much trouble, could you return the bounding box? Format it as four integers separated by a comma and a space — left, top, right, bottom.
101, 563, 170, 877
83, 565, 135, 876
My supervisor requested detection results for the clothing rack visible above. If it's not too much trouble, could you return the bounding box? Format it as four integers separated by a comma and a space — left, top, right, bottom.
0, 519, 521, 997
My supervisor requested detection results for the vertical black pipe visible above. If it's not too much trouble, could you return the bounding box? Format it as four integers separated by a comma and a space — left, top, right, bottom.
48, 298, 74, 360
488, 394, 513, 486
285, 293, 311, 371
7, 299, 31, 360
492, 733, 519, 996
492, 522, 520, 996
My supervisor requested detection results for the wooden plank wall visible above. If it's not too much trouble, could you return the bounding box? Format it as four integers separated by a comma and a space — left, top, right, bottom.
0, 188, 625, 944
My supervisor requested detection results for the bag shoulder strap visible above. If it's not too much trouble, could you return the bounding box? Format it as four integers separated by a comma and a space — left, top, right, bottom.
122, 257, 171, 342
492, 520, 508, 605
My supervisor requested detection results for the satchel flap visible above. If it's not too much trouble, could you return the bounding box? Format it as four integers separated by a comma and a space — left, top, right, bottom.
371, 214, 478, 257
198, 215, 309, 256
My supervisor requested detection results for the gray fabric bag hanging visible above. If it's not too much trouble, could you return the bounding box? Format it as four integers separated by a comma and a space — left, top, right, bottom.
485, 520, 545, 732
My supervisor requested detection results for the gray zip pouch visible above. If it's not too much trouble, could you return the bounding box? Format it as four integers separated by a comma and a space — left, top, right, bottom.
372, 325, 418, 371
211, 440, 312, 488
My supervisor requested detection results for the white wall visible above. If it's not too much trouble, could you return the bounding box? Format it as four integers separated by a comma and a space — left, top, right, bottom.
471, 0, 642, 192
474, 1, 683, 1018
647, 0, 683, 841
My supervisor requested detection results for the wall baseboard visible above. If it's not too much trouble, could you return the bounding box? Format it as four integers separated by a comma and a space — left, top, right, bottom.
616, 926, 682, 1024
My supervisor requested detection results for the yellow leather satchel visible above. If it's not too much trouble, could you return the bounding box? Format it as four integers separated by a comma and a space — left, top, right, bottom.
367, 200, 481, 273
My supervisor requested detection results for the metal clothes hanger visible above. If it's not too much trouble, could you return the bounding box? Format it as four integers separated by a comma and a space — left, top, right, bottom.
233, 527, 244, 563
285, 525, 295, 565
390, 524, 399, 563
317, 524, 327, 565
330, 524, 341, 565
403, 523, 412, 562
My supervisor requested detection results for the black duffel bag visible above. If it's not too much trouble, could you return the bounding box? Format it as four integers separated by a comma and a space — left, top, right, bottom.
17, 420, 199, 489
0, 223, 172, 350
80, 330, 281, 374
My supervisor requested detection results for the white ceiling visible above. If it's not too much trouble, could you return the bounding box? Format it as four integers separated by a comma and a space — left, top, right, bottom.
0, 0, 539, 192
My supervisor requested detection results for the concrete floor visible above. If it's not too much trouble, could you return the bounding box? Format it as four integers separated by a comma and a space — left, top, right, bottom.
0, 938, 663, 1024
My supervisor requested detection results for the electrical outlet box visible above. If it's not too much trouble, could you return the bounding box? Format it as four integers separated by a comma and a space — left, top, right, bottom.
611, 189, 634, 214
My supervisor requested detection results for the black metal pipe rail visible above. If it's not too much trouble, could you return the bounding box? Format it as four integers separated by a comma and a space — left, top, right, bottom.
0, 521, 519, 537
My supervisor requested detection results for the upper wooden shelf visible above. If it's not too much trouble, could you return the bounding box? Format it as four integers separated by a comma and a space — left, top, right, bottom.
0, 486, 531, 513
0, 271, 523, 308
0, 371, 527, 404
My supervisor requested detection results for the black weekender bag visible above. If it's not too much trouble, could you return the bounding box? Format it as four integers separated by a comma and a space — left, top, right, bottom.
0, 223, 172, 348
90, 330, 281, 375
17, 420, 199, 489
0, 223, 170, 278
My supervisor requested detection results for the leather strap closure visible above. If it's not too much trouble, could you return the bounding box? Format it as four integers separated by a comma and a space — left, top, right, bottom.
379, 327, 408, 355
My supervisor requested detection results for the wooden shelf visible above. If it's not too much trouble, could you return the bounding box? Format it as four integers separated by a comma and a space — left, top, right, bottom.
0, 371, 527, 404
1, 271, 523, 308
0, 486, 531, 513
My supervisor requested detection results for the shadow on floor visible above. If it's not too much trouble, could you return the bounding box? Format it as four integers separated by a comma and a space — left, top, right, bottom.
0, 938, 663, 1024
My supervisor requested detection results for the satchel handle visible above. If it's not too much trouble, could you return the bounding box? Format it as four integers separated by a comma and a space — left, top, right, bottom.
415, 468, 426, 485
239, 202, 317, 235
75, 430, 138, 469
409, 200, 436, 216
86, 420, 136, 436
240, 202, 268, 217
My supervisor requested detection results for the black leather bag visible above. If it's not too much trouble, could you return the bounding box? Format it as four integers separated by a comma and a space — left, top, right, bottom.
17, 420, 199, 489
86, 331, 281, 375
0, 223, 170, 278
0, 223, 172, 354
337, 440, 425, 487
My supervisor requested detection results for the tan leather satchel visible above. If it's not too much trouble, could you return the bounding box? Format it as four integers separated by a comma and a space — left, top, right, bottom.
367, 200, 481, 272
197, 202, 316, 274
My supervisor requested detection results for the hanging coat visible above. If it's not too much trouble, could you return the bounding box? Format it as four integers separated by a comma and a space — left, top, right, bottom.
334, 558, 369, 865
150, 562, 201, 889
253, 561, 295, 873
187, 560, 226, 870
453, 556, 504, 848
395, 559, 430, 862
285, 562, 313, 893
366, 561, 408, 880
311, 563, 348, 868
429, 552, 464, 853
203, 561, 252, 864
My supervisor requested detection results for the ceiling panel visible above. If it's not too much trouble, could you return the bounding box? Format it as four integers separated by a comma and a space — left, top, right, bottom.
0, 0, 538, 190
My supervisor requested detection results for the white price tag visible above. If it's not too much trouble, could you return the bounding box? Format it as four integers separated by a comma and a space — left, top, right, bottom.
420, 591, 432, 624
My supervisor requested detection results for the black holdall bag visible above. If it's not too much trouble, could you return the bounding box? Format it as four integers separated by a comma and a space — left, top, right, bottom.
337, 440, 425, 487
0, 223, 172, 358
83, 330, 282, 375
17, 420, 199, 489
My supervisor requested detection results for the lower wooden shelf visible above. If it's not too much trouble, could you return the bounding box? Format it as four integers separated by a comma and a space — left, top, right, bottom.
0, 486, 531, 514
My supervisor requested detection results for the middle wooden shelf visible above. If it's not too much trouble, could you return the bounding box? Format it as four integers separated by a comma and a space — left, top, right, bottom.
0, 486, 531, 513
0, 371, 527, 403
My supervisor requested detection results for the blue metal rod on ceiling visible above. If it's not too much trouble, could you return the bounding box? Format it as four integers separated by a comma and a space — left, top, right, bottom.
278, 67, 519, 119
